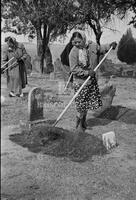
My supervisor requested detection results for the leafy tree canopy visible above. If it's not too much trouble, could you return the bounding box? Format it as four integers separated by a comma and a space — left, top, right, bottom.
1, 0, 78, 73
1, 0, 77, 39
111, 0, 136, 28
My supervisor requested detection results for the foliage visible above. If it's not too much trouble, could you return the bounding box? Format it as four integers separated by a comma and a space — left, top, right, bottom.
2, 0, 136, 71
111, 0, 136, 28
1, 0, 77, 39
117, 28, 136, 64
72, 0, 136, 64
1, 0, 77, 73
73, 0, 117, 40
72, 0, 117, 64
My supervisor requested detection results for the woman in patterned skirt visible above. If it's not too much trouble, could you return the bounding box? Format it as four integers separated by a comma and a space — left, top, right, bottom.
69, 31, 117, 132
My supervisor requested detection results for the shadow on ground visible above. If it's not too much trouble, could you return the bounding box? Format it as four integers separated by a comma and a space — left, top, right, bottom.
87, 118, 111, 128
96, 105, 136, 125
87, 106, 136, 128
9, 125, 107, 163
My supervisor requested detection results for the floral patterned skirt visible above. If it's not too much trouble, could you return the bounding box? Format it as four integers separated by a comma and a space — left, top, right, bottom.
73, 76, 102, 113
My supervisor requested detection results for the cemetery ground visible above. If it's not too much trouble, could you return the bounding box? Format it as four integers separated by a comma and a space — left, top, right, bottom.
1, 43, 136, 200
1, 74, 136, 200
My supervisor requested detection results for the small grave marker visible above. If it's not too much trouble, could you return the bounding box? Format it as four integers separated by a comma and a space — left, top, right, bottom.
28, 87, 44, 121
102, 131, 117, 150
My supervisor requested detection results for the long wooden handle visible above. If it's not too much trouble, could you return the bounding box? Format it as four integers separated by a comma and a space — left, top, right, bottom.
94, 46, 113, 72
2, 61, 17, 73
53, 46, 113, 127
64, 73, 73, 92
1, 57, 15, 69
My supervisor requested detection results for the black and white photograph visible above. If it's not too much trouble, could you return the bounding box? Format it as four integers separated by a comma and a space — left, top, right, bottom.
1, 0, 136, 199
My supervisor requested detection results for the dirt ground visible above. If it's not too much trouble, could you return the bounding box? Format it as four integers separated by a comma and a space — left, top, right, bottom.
1, 74, 136, 200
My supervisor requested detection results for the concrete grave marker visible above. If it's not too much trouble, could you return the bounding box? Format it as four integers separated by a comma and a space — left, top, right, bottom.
28, 87, 44, 121
102, 131, 117, 150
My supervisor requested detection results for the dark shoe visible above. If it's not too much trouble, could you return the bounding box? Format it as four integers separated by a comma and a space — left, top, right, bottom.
76, 117, 85, 132
80, 117, 86, 131
82, 115, 87, 129
76, 116, 80, 129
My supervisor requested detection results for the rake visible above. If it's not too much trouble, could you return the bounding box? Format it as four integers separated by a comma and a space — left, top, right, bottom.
2, 60, 17, 73
1, 57, 15, 69
64, 72, 73, 92
52, 46, 113, 127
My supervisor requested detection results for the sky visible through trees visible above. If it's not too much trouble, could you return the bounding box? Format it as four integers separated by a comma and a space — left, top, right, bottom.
1, 12, 136, 45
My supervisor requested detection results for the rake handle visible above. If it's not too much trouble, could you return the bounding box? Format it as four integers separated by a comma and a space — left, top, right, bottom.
2, 61, 18, 73
53, 46, 113, 127
1, 57, 15, 69
64, 73, 73, 92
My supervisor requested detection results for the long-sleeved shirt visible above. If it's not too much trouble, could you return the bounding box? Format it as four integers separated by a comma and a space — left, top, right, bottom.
2, 42, 28, 71
2, 42, 28, 88
69, 43, 110, 84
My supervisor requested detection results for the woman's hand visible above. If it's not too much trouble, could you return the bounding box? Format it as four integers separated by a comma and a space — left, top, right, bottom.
110, 42, 117, 50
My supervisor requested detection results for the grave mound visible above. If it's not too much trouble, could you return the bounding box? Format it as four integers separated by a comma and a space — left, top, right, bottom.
9, 125, 107, 163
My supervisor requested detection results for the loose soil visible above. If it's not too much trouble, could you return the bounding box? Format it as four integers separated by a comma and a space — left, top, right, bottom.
1, 75, 136, 200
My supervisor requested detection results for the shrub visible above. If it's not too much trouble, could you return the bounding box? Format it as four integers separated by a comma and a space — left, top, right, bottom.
117, 28, 136, 64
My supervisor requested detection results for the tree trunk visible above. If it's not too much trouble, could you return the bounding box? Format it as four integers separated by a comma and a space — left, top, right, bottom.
88, 20, 102, 64
43, 25, 54, 74
44, 46, 54, 74
36, 27, 44, 74
96, 32, 102, 64
36, 24, 53, 74
94, 21, 102, 65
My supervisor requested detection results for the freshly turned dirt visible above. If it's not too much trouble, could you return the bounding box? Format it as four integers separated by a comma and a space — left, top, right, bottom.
9, 125, 107, 163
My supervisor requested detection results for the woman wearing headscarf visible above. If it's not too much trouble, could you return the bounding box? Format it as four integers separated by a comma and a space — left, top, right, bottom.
2, 36, 28, 97
69, 31, 117, 131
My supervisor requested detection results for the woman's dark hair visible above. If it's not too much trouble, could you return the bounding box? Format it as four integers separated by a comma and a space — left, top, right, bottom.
60, 32, 83, 66
60, 42, 73, 66
71, 31, 83, 40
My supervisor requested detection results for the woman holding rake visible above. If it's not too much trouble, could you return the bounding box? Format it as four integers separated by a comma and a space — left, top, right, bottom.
2, 36, 28, 97
69, 31, 117, 132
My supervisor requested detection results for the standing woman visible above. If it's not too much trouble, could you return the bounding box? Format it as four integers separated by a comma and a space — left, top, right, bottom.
2, 36, 28, 97
69, 31, 117, 131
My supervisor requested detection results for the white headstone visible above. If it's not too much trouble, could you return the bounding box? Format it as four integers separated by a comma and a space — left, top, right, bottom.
102, 131, 117, 150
